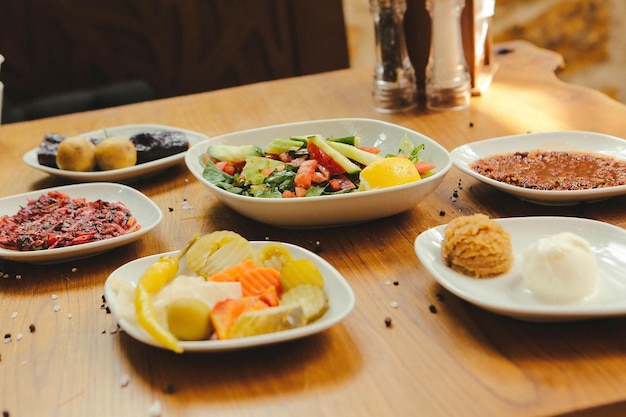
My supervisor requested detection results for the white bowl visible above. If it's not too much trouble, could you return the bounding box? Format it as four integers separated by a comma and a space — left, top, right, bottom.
185, 118, 452, 228
451, 131, 626, 206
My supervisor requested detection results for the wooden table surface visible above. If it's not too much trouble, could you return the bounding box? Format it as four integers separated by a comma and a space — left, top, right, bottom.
2, 40, 626, 417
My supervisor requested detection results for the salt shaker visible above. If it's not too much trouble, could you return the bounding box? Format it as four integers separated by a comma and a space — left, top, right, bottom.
425, 0, 471, 110
370, 0, 417, 112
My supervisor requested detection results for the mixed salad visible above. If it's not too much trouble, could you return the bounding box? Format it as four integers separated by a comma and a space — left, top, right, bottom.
199, 134, 436, 198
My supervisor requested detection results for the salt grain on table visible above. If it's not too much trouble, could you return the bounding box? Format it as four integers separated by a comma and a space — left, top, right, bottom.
147, 400, 162, 417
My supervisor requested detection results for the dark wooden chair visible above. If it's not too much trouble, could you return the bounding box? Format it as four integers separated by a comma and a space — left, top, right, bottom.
0, 0, 349, 123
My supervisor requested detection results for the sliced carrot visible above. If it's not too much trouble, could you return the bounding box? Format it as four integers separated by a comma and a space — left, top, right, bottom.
258, 286, 280, 307
206, 259, 258, 282
239, 267, 283, 297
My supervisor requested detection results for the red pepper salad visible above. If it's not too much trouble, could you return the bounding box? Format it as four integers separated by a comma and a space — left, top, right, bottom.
200, 134, 435, 198
0, 191, 139, 251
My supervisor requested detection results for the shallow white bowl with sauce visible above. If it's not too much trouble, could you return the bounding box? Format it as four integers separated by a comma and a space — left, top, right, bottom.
185, 118, 452, 228
451, 130, 626, 206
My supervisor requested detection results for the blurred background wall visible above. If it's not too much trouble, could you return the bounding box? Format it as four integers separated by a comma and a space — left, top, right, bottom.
344, 0, 626, 103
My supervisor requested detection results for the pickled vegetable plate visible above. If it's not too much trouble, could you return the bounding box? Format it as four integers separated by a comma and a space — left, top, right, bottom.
104, 241, 355, 352
23, 124, 208, 182
185, 118, 452, 227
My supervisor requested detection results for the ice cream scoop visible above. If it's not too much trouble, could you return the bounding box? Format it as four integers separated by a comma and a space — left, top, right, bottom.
522, 232, 598, 302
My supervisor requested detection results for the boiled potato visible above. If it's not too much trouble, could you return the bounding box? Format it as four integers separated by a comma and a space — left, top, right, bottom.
55, 136, 97, 171
95, 137, 137, 170
165, 298, 213, 341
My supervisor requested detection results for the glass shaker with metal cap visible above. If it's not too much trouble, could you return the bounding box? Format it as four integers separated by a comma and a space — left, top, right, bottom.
425, 0, 471, 110
370, 0, 417, 112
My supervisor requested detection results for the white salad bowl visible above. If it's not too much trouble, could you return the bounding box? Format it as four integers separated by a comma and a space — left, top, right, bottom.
184, 118, 452, 228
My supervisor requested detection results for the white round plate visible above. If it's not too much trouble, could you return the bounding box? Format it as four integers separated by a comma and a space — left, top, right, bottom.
450, 131, 626, 206
104, 241, 356, 352
0, 183, 163, 263
185, 118, 452, 228
414, 216, 626, 321
23, 124, 208, 182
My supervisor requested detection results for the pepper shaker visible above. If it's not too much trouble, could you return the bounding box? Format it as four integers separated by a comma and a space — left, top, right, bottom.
425, 0, 471, 110
370, 0, 417, 112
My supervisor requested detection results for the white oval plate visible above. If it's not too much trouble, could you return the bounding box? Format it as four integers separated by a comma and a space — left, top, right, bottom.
23, 124, 208, 182
104, 241, 355, 352
414, 216, 626, 321
0, 183, 163, 263
185, 118, 452, 228
450, 131, 626, 206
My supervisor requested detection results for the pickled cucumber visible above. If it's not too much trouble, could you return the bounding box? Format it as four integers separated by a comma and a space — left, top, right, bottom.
281, 284, 328, 323
254, 243, 293, 271
166, 298, 213, 341
228, 304, 306, 338
186, 231, 254, 278
280, 259, 325, 292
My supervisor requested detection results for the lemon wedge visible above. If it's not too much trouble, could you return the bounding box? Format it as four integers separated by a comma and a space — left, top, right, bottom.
359, 157, 421, 190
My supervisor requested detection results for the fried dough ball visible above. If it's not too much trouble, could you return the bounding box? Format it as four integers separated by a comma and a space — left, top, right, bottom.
95, 137, 137, 170
55, 136, 97, 172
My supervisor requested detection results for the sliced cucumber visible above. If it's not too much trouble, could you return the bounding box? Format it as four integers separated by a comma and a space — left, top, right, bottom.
308, 135, 361, 174
327, 136, 360, 146
289, 135, 313, 147
327, 141, 383, 166
263, 138, 304, 155
207, 144, 261, 162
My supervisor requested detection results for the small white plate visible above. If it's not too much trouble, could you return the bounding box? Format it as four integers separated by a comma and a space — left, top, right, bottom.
104, 241, 356, 352
185, 118, 452, 228
450, 131, 626, 206
414, 216, 626, 321
23, 124, 208, 182
0, 183, 163, 263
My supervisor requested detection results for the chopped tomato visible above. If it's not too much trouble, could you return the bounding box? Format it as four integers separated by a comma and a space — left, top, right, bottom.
282, 190, 296, 198
307, 141, 345, 175
295, 160, 318, 189
312, 164, 330, 183
202, 153, 213, 165
295, 186, 308, 197
415, 161, 436, 174
215, 161, 235, 175
358, 146, 381, 154
262, 167, 276, 176
328, 175, 357, 191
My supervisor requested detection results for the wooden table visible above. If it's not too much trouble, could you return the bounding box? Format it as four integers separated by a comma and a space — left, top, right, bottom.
2, 40, 626, 417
